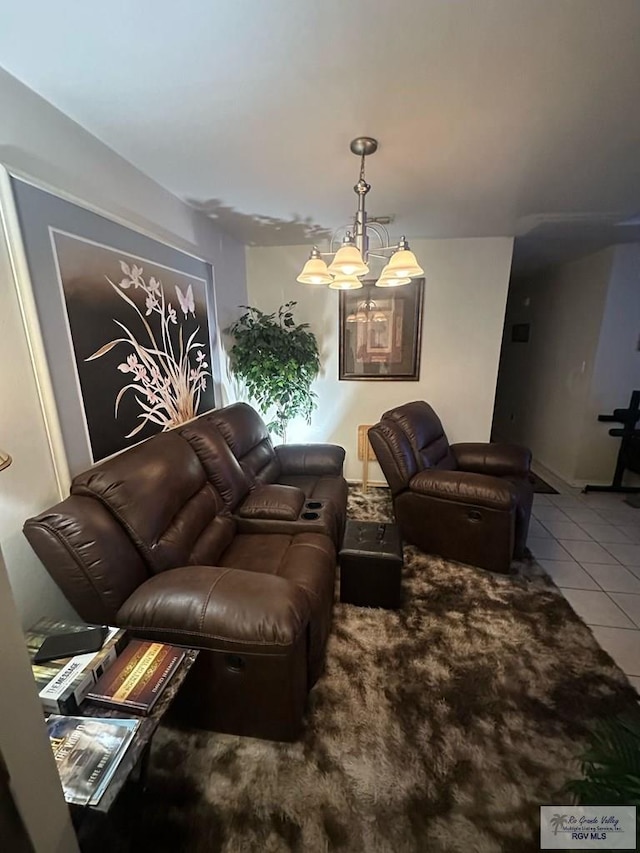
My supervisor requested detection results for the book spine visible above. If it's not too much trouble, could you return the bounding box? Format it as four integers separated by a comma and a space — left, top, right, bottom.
89, 697, 153, 715
38, 630, 125, 713
70, 644, 118, 708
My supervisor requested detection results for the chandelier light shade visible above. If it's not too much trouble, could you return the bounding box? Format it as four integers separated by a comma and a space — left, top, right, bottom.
375, 263, 412, 287
296, 248, 333, 284
296, 137, 424, 289
376, 276, 412, 288
385, 244, 425, 279
327, 241, 369, 277
328, 273, 363, 290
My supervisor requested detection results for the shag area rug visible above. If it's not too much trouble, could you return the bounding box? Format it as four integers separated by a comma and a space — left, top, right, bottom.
128, 488, 637, 853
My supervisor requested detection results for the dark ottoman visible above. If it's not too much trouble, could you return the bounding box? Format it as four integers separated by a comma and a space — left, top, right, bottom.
339, 520, 403, 609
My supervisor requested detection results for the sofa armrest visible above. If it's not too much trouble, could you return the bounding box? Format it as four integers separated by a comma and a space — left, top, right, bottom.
237, 484, 305, 521
275, 444, 345, 477
409, 470, 516, 511
116, 565, 310, 653
450, 442, 532, 478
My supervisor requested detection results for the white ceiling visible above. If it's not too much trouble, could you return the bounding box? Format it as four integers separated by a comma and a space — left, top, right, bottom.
2, 0, 640, 270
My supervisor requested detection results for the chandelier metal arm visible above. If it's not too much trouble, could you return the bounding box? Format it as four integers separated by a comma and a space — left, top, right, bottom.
363, 221, 390, 248
325, 222, 397, 261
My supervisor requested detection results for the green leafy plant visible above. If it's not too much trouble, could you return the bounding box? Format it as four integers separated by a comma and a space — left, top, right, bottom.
225, 302, 320, 441
565, 714, 640, 809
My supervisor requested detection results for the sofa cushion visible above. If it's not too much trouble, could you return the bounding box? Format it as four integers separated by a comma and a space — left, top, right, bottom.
117, 565, 310, 653
237, 484, 306, 521
275, 444, 346, 477
219, 531, 336, 684
410, 469, 515, 510
179, 414, 251, 510
367, 420, 419, 496
212, 403, 281, 483
383, 401, 456, 470
71, 431, 232, 574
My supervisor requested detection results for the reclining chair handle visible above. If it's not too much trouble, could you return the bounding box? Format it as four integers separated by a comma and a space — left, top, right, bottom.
225, 654, 245, 673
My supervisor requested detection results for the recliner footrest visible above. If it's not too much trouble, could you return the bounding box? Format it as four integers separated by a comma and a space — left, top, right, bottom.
117, 565, 311, 741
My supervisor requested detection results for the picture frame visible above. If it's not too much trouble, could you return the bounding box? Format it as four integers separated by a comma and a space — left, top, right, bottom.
338, 278, 425, 380
0, 169, 220, 486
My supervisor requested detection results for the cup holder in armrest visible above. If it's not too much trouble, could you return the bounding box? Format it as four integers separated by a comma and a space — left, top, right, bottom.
301, 511, 320, 520
306, 501, 322, 510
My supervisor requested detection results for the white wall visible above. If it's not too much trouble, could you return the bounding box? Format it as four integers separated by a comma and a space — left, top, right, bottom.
0, 66, 247, 628
577, 244, 640, 483
246, 237, 513, 481
0, 546, 79, 853
492, 246, 632, 486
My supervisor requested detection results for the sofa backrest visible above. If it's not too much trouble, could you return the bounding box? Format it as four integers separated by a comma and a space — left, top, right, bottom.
368, 420, 418, 496
71, 431, 235, 575
210, 403, 281, 484
382, 401, 456, 471
179, 413, 251, 511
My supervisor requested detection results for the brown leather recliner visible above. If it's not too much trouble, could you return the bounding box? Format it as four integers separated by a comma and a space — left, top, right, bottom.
368, 401, 533, 574
23, 403, 347, 742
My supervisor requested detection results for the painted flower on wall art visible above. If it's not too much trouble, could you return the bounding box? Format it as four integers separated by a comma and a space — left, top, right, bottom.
88, 260, 210, 437
52, 231, 215, 462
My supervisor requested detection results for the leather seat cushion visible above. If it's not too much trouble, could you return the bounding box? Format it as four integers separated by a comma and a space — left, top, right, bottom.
219, 532, 336, 684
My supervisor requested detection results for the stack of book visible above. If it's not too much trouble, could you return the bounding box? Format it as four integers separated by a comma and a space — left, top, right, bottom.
86, 639, 186, 715
25, 618, 129, 715
46, 715, 139, 806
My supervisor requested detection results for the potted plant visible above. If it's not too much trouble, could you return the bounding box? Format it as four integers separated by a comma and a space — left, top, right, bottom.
225, 302, 320, 442
565, 713, 640, 808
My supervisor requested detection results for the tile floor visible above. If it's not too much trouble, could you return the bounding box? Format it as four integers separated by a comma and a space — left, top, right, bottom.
528, 486, 640, 694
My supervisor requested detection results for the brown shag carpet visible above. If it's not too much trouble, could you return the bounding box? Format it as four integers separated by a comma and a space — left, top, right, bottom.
128, 487, 638, 852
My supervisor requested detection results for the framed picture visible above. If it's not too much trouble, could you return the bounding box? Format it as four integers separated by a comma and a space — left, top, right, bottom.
339, 279, 425, 380
2, 172, 220, 483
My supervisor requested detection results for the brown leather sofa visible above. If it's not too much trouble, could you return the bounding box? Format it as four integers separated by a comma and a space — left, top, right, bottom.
24, 403, 347, 742
368, 401, 533, 574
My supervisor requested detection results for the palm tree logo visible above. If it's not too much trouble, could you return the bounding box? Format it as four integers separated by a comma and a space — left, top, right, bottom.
550, 814, 568, 836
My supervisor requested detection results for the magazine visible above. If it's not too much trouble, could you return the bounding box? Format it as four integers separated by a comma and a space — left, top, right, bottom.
47, 715, 139, 806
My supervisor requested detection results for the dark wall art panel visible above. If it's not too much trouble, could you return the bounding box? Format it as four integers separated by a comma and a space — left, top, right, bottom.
52, 232, 214, 462
10, 177, 218, 474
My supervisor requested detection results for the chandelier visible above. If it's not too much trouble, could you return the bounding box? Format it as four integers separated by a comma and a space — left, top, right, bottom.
296, 137, 424, 290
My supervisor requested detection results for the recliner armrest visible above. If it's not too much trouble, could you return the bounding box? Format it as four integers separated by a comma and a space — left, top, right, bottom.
450, 442, 532, 478
117, 565, 310, 653
409, 470, 516, 511
237, 484, 305, 520
275, 444, 345, 476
